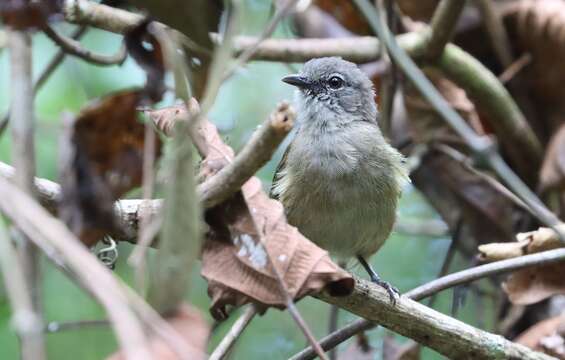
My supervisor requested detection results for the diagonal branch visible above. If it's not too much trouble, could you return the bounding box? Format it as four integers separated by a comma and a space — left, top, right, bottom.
291, 246, 565, 360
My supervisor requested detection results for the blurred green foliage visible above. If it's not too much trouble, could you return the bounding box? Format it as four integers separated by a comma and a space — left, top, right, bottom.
0, 1, 495, 359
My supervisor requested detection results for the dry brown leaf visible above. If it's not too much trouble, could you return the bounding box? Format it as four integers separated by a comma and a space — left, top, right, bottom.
198, 121, 354, 320
59, 90, 162, 246
106, 303, 209, 360
0, 0, 61, 30
540, 124, 565, 193
503, 262, 565, 305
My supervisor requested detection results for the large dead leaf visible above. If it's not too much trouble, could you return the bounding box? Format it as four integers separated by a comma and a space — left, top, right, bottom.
198, 121, 353, 320
59, 90, 162, 246
516, 314, 565, 359
106, 303, 209, 360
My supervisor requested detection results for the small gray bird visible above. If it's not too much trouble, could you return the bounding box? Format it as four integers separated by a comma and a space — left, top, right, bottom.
271, 57, 409, 301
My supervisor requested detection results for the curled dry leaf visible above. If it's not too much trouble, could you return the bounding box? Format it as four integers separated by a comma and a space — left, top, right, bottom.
516, 314, 565, 359
0, 0, 61, 30
478, 225, 565, 305
106, 303, 209, 360
59, 90, 162, 246
479, 225, 565, 262
198, 121, 354, 320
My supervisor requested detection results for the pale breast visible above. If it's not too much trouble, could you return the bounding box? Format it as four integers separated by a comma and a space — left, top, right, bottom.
275, 122, 404, 259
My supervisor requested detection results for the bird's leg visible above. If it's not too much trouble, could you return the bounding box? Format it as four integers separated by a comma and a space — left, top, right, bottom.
357, 255, 399, 305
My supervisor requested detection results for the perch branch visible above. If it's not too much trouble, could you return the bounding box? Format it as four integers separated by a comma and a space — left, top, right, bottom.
209, 305, 258, 360
312, 276, 555, 360
292, 247, 565, 360
424, 0, 466, 59
42, 25, 127, 66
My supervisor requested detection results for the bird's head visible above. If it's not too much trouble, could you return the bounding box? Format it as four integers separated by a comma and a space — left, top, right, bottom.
282, 57, 377, 124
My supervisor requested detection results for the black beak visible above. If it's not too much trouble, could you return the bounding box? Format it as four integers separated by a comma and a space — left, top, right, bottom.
282, 75, 311, 88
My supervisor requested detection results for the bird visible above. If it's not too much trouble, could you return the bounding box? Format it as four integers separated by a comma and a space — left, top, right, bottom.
271, 57, 409, 302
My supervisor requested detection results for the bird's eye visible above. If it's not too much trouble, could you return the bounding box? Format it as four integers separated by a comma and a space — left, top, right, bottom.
328, 76, 344, 89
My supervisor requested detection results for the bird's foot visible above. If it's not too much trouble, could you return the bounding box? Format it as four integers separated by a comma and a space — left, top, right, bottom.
357, 255, 400, 305
369, 275, 400, 305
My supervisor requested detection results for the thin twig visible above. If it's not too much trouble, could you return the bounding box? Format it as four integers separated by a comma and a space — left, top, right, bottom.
45, 319, 109, 333
7, 28, 46, 360
42, 25, 127, 66
498, 53, 532, 84
209, 305, 258, 360
222, 0, 300, 81
252, 213, 329, 360
424, 0, 467, 59
291, 247, 565, 360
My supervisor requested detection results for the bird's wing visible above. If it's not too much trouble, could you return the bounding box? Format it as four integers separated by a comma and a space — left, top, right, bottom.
269, 143, 291, 200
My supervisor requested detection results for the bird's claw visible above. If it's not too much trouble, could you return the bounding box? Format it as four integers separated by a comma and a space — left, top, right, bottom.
370, 277, 400, 305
